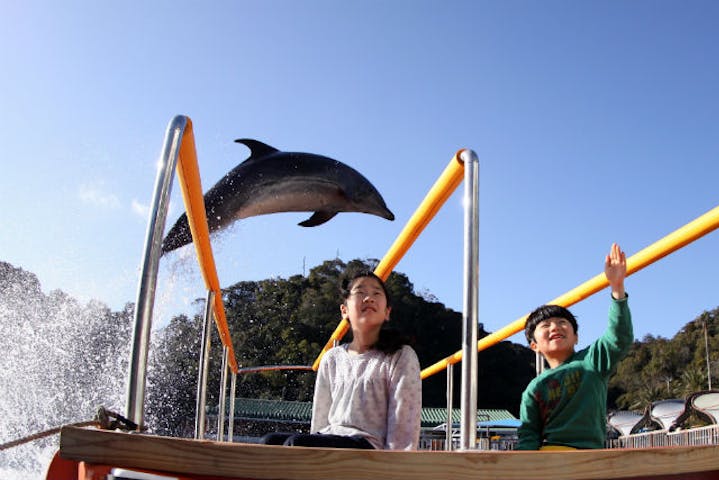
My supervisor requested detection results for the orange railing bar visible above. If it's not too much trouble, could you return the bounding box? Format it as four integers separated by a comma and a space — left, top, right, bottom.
174, 119, 238, 373
421, 204, 719, 379
312, 151, 467, 370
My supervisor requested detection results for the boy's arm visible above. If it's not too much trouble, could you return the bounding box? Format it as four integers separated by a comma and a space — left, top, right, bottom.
605, 243, 626, 300
589, 243, 633, 373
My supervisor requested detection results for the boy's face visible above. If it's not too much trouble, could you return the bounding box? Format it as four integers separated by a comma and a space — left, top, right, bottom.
530, 317, 578, 360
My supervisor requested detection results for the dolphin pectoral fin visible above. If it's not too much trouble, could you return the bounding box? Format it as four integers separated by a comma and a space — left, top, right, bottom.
299, 211, 338, 227
234, 139, 280, 159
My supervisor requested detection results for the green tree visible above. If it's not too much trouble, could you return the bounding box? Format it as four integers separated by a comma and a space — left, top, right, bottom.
219, 259, 533, 414
610, 306, 719, 411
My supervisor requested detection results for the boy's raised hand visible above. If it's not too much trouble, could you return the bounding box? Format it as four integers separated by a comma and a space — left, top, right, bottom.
605, 243, 627, 299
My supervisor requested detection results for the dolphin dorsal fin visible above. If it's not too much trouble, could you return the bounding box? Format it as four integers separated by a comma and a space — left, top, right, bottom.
234, 138, 280, 160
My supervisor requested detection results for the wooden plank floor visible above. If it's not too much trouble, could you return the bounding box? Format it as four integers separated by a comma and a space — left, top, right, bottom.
59, 427, 719, 480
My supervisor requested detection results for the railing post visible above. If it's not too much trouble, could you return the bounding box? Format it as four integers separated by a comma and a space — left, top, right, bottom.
195, 290, 215, 439
228, 372, 237, 442
459, 149, 479, 450
126, 115, 188, 428
217, 346, 229, 440
705, 319, 712, 390
446, 363, 454, 451
535, 350, 546, 376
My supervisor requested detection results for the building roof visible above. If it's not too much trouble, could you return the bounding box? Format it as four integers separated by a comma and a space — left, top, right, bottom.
421, 407, 517, 427
231, 397, 312, 422
215, 398, 517, 428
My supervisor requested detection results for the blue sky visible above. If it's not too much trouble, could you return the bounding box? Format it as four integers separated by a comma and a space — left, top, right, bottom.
1, 0, 718, 357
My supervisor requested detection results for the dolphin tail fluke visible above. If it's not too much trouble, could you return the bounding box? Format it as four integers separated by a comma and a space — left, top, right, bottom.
299, 211, 339, 227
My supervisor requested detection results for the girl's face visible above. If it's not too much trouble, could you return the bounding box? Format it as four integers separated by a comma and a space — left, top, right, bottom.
340, 276, 391, 331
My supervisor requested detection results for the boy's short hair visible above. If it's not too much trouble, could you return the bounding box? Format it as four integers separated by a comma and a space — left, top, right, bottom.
524, 304, 578, 344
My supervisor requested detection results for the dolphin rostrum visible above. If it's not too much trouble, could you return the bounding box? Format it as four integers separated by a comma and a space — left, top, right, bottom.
161, 138, 395, 254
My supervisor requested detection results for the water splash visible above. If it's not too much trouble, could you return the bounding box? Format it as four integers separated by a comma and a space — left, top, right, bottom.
0, 262, 132, 479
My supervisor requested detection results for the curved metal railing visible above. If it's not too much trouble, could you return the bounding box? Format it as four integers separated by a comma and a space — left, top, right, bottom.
126, 115, 239, 430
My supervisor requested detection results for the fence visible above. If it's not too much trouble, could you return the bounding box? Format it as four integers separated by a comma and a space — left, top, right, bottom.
608, 424, 719, 449
421, 424, 719, 451
419, 430, 517, 451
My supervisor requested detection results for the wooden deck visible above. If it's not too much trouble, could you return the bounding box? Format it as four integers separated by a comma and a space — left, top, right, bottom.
58, 426, 719, 480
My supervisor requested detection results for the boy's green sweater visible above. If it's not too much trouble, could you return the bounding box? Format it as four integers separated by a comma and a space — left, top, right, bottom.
517, 297, 633, 450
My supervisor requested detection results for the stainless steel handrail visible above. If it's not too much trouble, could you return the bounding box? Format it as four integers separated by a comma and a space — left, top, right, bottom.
126, 115, 188, 427
195, 290, 215, 439
459, 148, 480, 450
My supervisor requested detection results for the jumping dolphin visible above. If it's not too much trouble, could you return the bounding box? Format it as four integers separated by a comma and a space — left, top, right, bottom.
160, 138, 395, 254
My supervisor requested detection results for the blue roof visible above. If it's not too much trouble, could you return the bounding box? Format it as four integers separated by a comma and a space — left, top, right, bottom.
477, 419, 521, 428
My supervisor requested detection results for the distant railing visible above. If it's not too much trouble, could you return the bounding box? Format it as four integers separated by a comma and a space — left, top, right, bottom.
422, 424, 719, 451
419, 433, 517, 451
608, 424, 719, 449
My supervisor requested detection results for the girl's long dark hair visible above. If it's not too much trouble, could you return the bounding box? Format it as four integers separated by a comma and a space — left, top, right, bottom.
340, 269, 410, 355
374, 326, 411, 355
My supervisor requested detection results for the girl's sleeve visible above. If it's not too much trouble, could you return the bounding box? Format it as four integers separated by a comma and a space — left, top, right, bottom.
517, 385, 541, 450
385, 346, 422, 450
310, 354, 331, 433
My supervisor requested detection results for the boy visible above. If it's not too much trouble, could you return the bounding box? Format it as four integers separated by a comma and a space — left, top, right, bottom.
517, 243, 633, 450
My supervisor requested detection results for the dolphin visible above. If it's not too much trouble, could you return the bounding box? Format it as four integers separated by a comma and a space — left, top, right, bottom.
160, 138, 395, 254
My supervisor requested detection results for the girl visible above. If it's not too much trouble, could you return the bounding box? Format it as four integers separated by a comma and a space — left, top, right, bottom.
262, 269, 422, 450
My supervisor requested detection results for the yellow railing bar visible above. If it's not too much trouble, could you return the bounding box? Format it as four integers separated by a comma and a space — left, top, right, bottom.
312, 151, 467, 370
421, 204, 719, 379
174, 119, 239, 373
373, 150, 468, 280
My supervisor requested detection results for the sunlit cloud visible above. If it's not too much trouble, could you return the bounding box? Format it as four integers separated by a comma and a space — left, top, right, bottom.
78, 182, 121, 209
131, 199, 150, 220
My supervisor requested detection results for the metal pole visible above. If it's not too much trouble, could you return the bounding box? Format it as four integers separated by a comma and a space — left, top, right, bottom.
126, 115, 187, 428
535, 350, 546, 377
217, 346, 229, 440
705, 319, 712, 390
446, 363, 454, 451
228, 372, 237, 442
459, 149, 479, 450
195, 290, 215, 439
